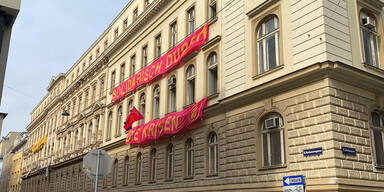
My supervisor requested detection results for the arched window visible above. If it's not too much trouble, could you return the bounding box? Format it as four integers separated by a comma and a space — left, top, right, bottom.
207, 52, 218, 96
140, 93, 146, 125
77, 169, 81, 189
261, 113, 285, 167
186, 138, 194, 177
360, 11, 379, 67
112, 159, 118, 187
208, 132, 218, 175
257, 15, 280, 74
168, 76, 176, 113
116, 106, 123, 136
153, 85, 160, 119
88, 123, 93, 145
166, 143, 174, 179
107, 112, 112, 139
136, 153, 142, 183
186, 65, 195, 105
370, 112, 384, 166
150, 148, 157, 181
123, 156, 129, 185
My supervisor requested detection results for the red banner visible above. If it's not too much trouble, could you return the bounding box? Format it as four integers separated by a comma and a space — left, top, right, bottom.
125, 97, 208, 145
124, 106, 143, 131
112, 24, 209, 102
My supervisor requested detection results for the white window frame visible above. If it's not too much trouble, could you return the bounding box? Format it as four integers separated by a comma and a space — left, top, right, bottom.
257, 15, 280, 74
261, 113, 285, 167
370, 111, 384, 167
360, 11, 380, 67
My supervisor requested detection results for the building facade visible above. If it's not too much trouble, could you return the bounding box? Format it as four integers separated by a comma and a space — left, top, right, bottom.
22, 0, 384, 192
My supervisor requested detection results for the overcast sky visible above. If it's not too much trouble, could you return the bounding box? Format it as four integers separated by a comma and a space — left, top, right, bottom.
0, 0, 128, 137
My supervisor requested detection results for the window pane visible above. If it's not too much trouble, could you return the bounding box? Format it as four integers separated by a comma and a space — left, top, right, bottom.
373, 130, 384, 165
262, 134, 268, 166
265, 17, 275, 34
270, 131, 282, 165
266, 35, 277, 70
372, 35, 379, 66
362, 29, 373, 65
258, 42, 264, 74
372, 112, 381, 127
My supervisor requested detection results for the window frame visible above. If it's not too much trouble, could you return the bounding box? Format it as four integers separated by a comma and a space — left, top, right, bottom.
170, 21, 178, 48
208, 132, 218, 176
116, 106, 123, 137
130, 55, 136, 77
107, 111, 113, 140
153, 85, 160, 119
207, 52, 218, 96
136, 152, 143, 184
187, 6, 195, 34
112, 159, 118, 187
186, 65, 196, 106
370, 111, 384, 168
185, 138, 194, 178
149, 148, 157, 182
155, 34, 162, 59
166, 143, 174, 180
359, 9, 381, 68
123, 156, 129, 185
168, 75, 177, 113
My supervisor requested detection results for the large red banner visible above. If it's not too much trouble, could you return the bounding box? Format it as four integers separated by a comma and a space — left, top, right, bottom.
125, 97, 208, 145
112, 24, 209, 102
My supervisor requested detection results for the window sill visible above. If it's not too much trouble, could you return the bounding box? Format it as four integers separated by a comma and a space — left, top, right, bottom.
362, 63, 384, 74
105, 138, 111, 142
164, 178, 173, 182
183, 176, 194, 180
208, 92, 219, 100
208, 17, 217, 25
183, 103, 195, 109
374, 164, 384, 170
114, 134, 121, 138
206, 173, 218, 177
252, 65, 284, 80
135, 182, 141, 185
148, 180, 156, 184
258, 164, 286, 171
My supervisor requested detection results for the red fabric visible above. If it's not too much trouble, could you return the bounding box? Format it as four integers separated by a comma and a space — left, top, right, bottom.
112, 24, 209, 102
123, 106, 144, 131
126, 97, 208, 145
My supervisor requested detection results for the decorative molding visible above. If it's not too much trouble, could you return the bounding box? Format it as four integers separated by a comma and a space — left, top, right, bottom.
201, 35, 221, 51
246, 0, 280, 18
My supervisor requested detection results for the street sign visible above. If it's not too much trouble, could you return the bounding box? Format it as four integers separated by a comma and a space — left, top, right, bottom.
83, 149, 112, 192
341, 147, 356, 156
283, 175, 305, 192
303, 147, 322, 157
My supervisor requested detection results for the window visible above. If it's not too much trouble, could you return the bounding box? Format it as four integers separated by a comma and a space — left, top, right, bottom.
257, 15, 280, 74
123, 18, 128, 31
88, 123, 93, 145
116, 106, 123, 136
261, 113, 285, 167
130, 55, 136, 77
140, 93, 146, 125
166, 144, 174, 179
144, 0, 150, 8
207, 52, 218, 95
186, 65, 195, 105
120, 63, 125, 83
153, 85, 160, 119
208, 132, 218, 175
170, 22, 177, 48
100, 78, 105, 97
133, 8, 138, 21
150, 148, 156, 181
114, 28, 119, 40
72, 100, 76, 116
123, 156, 129, 185
186, 139, 194, 177
187, 7, 195, 34
89, 55, 93, 65
360, 11, 380, 67
112, 159, 118, 187
155, 34, 162, 59
370, 112, 384, 167
136, 153, 142, 183
168, 76, 176, 112
128, 99, 133, 111
92, 84, 96, 103
96, 48, 100, 57
209, 0, 217, 20
102, 173, 107, 187
84, 90, 89, 109
107, 112, 112, 139
104, 40, 108, 50
111, 71, 116, 89
142, 45, 148, 67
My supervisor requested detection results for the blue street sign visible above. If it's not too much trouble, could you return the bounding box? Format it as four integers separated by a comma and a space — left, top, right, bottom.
342, 147, 356, 156
303, 147, 323, 157
283, 175, 304, 186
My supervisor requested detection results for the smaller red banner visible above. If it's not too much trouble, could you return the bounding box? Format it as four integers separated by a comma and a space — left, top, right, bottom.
124, 106, 144, 131
126, 97, 208, 145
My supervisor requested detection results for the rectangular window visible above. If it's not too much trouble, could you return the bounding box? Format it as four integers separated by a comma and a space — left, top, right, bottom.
100, 78, 104, 97
155, 34, 161, 59
89, 55, 93, 65
96, 48, 100, 57
130, 55, 136, 76
170, 21, 177, 48
120, 63, 125, 82
84, 90, 89, 109
104, 40, 108, 50
187, 7, 195, 34
92, 84, 97, 103
209, 0, 217, 20
142, 45, 148, 67
78, 96, 82, 113
133, 8, 138, 21
114, 29, 119, 40
123, 18, 128, 31
144, 0, 150, 8
111, 71, 116, 89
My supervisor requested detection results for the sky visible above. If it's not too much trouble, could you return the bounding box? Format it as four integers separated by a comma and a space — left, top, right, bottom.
0, 0, 129, 137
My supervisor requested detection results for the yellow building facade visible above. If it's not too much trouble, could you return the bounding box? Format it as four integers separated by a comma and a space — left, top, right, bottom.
22, 0, 384, 192
9, 151, 23, 192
